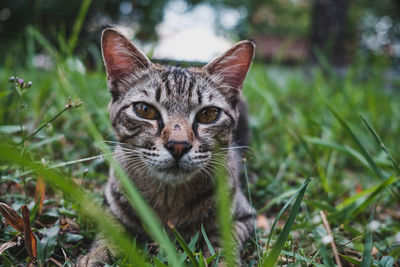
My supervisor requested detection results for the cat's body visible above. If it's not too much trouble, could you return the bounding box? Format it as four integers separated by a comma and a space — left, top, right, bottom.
78, 28, 255, 266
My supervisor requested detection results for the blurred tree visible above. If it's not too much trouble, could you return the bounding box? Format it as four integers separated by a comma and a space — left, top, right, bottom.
356, 0, 400, 59
1, 0, 399, 67
187, 0, 310, 39
0, 0, 167, 66
308, 0, 352, 65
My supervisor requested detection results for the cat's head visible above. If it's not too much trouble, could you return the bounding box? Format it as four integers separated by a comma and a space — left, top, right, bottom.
101, 28, 254, 184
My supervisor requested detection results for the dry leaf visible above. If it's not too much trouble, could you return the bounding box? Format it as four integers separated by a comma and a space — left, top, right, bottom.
355, 182, 363, 194
60, 217, 80, 232
0, 202, 24, 232
21, 205, 37, 259
34, 176, 46, 215
0, 241, 17, 255
49, 257, 63, 267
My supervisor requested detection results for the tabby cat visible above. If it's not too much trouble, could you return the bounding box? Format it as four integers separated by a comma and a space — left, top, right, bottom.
78, 28, 255, 266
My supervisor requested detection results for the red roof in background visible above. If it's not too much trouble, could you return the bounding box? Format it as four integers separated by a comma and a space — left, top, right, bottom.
253, 35, 308, 62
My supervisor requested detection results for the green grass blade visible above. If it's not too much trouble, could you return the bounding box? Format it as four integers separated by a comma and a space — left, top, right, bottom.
304, 136, 371, 171
339, 254, 362, 265
198, 251, 206, 267
201, 224, 215, 256
215, 163, 235, 267
261, 178, 311, 267
327, 105, 385, 180
27, 26, 58, 60
206, 253, 218, 265
359, 114, 400, 175
259, 189, 297, 214
319, 246, 335, 267
279, 250, 324, 267
153, 258, 169, 267
265, 178, 311, 252
48, 154, 113, 169
305, 200, 336, 212
360, 208, 375, 267
350, 175, 398, 217
243, 160, 260, 261
188, 232, 199, 251
327, 105, 400, 199
169, 225, 199, 267
336, 184, 381, 210
68, 0, 92, 52
337, 175, 398, 214
14, 153, 113, 179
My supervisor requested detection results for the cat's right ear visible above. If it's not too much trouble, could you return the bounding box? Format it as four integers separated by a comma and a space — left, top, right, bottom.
101, 28, 151, 82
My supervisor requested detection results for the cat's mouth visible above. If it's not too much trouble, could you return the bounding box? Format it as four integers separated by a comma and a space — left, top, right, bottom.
157, 163, 194, 174
150, 159, 200, 184
163, 166, 189, 175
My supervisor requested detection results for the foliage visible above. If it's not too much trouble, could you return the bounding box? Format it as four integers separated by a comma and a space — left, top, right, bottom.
2, 0, 400, 68
0, 0, 168, 65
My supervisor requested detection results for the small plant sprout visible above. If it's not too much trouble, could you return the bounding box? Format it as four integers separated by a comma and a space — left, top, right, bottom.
22, 97, 84, 144
65, 97, 84, 109
9, 75, 33, 141
9, 75, 33, 95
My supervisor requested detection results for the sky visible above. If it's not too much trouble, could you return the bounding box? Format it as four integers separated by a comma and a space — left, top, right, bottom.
152, 0, 241, 62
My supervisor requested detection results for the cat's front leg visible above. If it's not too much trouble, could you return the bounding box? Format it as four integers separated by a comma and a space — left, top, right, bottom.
77, 239, 112, 267
233, 190, 255, 251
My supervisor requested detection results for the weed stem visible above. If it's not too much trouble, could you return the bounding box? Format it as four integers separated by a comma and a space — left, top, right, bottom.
21, 106, 70, 145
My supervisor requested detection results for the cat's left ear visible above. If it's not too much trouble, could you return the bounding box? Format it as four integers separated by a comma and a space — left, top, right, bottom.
204, 40, 255, 92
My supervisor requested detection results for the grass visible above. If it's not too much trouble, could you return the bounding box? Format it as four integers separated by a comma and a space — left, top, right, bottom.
1, 24, 400, 266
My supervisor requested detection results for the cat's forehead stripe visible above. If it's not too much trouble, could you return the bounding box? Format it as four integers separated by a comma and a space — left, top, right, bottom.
197, 88, 202, 104
163, 66, 190, 97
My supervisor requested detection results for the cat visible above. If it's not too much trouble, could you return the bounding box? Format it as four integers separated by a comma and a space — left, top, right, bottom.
77, 28, 255, 266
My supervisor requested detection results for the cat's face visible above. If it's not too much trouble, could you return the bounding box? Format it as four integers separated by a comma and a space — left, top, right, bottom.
101, 28, 254, 184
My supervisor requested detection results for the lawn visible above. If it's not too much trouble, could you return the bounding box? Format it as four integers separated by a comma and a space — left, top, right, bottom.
0, 29, 400, 266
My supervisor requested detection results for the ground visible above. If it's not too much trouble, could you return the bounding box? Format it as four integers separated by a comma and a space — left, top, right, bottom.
1, 52, 400, 266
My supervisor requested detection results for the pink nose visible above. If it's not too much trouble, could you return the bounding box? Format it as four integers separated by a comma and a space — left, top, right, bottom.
165, 141, 192, 159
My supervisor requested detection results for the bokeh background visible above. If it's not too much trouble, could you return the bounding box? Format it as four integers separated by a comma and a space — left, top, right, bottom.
1, 0, 400, 65
1, 0, 400, 266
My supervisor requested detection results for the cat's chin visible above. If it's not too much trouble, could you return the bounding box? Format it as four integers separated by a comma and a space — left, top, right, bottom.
150, 167, 199, 185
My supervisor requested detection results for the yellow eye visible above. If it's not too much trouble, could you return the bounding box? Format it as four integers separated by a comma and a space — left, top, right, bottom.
133, 102, 159, 120
196, 107, 220, 124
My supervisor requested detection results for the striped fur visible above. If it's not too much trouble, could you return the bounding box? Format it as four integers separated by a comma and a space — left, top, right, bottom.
78, 28, 255, 266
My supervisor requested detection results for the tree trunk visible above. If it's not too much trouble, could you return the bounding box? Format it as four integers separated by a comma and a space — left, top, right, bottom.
308, 0, 352, 65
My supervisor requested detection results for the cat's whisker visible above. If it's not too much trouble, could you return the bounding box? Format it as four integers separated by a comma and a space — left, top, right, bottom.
199, 164, 213, 177
220, 145, 250, 151
209, 156, 235, 178
123, 158, 148, 178
129, 163, 148, 179
201, 165, 217, 184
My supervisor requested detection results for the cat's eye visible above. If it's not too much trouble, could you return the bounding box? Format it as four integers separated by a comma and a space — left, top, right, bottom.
196, 107, 220, 124
133, 102, 159, 120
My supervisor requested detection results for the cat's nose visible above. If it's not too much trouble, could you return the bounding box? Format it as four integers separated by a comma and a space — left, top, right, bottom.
165, 141, 192, 160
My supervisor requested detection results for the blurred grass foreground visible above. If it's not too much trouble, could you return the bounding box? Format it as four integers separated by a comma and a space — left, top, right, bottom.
1, 0, 400, 266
